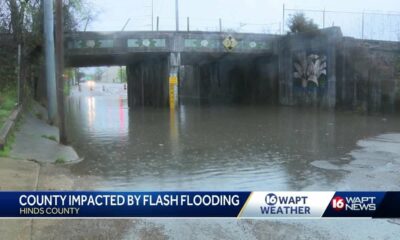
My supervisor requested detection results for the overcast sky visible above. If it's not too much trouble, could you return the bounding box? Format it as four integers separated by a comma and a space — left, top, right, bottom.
85, 0, 400, 40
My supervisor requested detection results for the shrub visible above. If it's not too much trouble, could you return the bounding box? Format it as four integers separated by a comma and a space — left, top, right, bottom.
287, 13, 319, 33
55, 158, 65, 164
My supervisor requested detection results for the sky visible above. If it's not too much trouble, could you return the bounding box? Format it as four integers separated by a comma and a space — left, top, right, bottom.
85, 0, 400, 40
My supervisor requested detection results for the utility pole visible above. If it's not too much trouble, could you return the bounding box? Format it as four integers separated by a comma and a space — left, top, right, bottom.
361, 11, 365, 39
43, 0, 58, 123
84, 18, 90, 31
17, 44, 21, 105
121, 18, 131, 31
151, 0, 154, 31
282, 4, 285, 34
56, 0, 67, 144
175, 0, 179, 31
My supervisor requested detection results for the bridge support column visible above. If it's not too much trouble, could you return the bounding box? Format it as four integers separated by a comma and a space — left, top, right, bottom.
169, 53, 181, 110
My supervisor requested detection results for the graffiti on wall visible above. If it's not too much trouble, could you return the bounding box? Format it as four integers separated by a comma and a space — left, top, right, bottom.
294, 53, 327, 88
293, 52, 327, 104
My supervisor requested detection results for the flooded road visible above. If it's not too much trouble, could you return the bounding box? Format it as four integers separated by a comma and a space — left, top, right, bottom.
66, 83, 400, 191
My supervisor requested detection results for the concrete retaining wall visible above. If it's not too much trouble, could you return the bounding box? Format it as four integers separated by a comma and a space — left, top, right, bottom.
336, 38, 400, 113
179, 55, 278, 105
277, 27, 400, 113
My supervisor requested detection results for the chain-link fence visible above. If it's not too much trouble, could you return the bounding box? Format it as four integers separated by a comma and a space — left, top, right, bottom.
101, 17, 282, 34
284, 7, 400, 41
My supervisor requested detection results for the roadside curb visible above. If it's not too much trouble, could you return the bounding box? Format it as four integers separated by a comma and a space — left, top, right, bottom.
0, 105, 22, 150
9, 103, 83, 164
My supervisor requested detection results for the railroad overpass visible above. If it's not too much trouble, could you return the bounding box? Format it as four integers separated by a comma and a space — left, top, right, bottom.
61, 27, 399, 112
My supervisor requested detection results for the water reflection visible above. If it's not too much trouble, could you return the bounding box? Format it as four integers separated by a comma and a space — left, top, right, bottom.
66, 87, 400, 191
87, 96, 95, 130
169, 108, 180, 155
67, 95, 129, 143
119, 97, 125, 134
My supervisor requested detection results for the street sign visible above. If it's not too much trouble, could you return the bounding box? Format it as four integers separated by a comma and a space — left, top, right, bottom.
223, 35, 238, 51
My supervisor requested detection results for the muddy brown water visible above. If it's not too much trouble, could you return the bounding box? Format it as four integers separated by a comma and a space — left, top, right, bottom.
65, 84, 400, 191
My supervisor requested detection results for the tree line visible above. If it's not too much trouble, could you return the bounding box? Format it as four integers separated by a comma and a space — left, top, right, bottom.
0, 0, 96, 98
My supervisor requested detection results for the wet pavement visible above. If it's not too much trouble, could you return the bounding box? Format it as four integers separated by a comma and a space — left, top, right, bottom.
10, 106, 80, 163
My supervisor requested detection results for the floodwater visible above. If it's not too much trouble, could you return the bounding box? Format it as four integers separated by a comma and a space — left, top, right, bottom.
66, 83, 400, 191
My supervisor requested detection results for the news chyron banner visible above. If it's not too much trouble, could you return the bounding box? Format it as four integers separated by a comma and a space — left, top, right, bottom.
0, 191, 400, 218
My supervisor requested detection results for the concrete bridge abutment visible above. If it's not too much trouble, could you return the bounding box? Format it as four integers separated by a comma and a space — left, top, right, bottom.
179, 55, 279, 105
126, 52, 181, 108
126, 56, 170, 107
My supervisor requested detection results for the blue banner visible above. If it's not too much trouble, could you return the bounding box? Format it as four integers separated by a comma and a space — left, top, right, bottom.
1, 191, 400, 218
0, 191, 250, 218
323, 191, 400, 218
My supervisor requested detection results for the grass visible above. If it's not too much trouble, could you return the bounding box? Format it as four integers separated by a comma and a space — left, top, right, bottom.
41, 135, 58, 142
55, 157, 65, 164
0, 109, 11, 126
0, 144, 11, 157
0, 84, 17, 127
0, 85, 17, 157
0, 132, 15, 157
35, 112, 43, 120
64, 82, 71, 96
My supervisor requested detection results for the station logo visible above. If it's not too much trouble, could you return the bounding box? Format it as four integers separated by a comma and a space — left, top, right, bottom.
260, 192, 310, 215
331, 196, 345, 211
331, 195, 376, 212
264, 193, 278, 206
